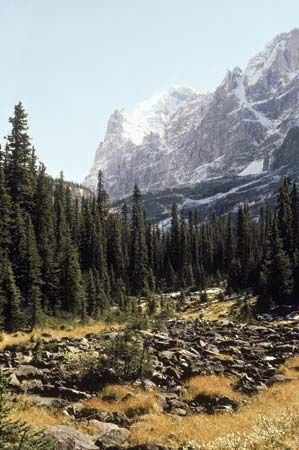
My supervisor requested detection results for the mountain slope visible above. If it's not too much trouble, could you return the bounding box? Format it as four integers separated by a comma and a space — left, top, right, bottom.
84, 28, 299, 198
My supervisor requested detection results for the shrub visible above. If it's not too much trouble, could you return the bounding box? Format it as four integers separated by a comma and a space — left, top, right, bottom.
99, 329, 153, 381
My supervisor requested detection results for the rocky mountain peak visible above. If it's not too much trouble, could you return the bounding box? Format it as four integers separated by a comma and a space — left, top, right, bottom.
105, 109, 125, 137
84, 29, 299, 198
244, 28, 299, 94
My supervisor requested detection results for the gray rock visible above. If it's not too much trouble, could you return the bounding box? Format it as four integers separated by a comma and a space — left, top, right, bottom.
95, 427, 130, 449
57, 386, 91, 401
43, 425, 98, 450
4, 365, 43, 380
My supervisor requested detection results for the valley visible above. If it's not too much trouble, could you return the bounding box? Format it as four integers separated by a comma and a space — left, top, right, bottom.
1, 13, 299, 450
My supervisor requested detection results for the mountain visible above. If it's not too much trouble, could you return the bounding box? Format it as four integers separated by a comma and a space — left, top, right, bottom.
84, 28, 299, 202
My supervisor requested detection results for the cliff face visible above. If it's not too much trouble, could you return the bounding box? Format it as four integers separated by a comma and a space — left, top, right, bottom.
84, 29, 299, 199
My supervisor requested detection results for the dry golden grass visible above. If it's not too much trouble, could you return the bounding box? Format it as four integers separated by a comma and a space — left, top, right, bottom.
83, 384, 161, 416
181, 375, 242, 402
0, 322, 121, 350
10, 395, 72, 430
181, 295, 258, 322
10, 395, 101, 436
8, 359, 299, 449
181, 298, 236, 322
131, 360, 299, 449
278, 355, 299, 377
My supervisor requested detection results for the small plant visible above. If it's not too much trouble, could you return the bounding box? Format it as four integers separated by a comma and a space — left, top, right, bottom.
100, 329, 153, 381
200, 291, 209, 303
217, 292, 225, 301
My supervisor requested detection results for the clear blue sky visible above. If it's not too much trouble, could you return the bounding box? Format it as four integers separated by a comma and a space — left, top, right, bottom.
0, 0, 298, 182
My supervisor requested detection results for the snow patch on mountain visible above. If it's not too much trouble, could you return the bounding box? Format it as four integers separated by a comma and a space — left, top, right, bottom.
239, 159, 264, 176
122, 86, 198, 145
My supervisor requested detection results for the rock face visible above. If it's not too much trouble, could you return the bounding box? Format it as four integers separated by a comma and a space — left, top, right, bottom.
84, 29, 299, 199
271, 127, 299, 170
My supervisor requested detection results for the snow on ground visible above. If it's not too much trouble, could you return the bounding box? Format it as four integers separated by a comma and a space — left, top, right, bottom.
239, 159, 264, 176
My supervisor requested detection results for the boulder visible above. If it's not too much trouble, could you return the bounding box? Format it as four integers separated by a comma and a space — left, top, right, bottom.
95, 427, 130, 449
88, 420, 119, 434
43, 425, 98, 450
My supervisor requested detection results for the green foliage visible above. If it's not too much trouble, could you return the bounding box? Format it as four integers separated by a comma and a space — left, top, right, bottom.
0, 103, 299, 330
100, 328, 153, 381
200, 291, 209, 303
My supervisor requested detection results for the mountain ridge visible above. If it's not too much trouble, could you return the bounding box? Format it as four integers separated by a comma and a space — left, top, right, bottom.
84, 28, 299, 199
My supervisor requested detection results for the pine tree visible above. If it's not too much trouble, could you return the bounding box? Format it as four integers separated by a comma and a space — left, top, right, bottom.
33, 163, 56, 311
97, 170, 109, 220
170, 203, 181, 272
0, 259, 23, 332
4, 103, 35, 212
0, 164, 11, 257
84, 269, 97, 317
9, 205, 27, 296
24, 215, 42, 328
225, 213, 236, 276
277, 177, 294, 255
60, 230, 86, 318
236, 205, 252, 288
130, 185, 149, 295
259, 217, 294, 308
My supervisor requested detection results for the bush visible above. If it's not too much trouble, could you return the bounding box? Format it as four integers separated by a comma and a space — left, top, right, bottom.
100, 329, 153, 381
200, 291, 209, 303
217, 291, 225, 301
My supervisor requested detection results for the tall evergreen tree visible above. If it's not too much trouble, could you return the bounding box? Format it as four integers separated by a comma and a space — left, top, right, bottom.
4, 103, 35, 212
130, 185, 149, 295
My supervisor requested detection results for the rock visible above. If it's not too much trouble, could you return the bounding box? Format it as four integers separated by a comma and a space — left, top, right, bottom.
58, 386, 91, 401
164, 366, 181, 380
88, 421, 119, 434
191, 394, 239, 414
25, 395, 69, 409
7, 373, 20, 389
170, 407, 187, 416
20, 378, 44, 393
74, 407, 130, 427
4, 365, 43, 380
95, 427, 130, 449
43, 425, 98, 450
268, 374, 297, 385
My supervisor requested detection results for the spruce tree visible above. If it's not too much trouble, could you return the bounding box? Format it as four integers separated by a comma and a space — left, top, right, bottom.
24, 215, 42, 328
130, 185, 149, 295
33, 164, 56, 311
97, 170, 109, 220
170, 203, 181, 272
60, 230, 86, 318
0, 259, 23, 332
4, 103, 35, 212
277, 177, 294, 255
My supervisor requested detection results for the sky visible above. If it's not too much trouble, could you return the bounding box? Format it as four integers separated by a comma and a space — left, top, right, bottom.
0, 0, 299, 183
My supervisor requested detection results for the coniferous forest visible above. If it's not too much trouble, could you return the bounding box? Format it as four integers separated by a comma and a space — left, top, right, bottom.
0, 103, 298, 332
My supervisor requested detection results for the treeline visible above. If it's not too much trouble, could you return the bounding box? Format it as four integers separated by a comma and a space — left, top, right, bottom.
0, 103, 298, 332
